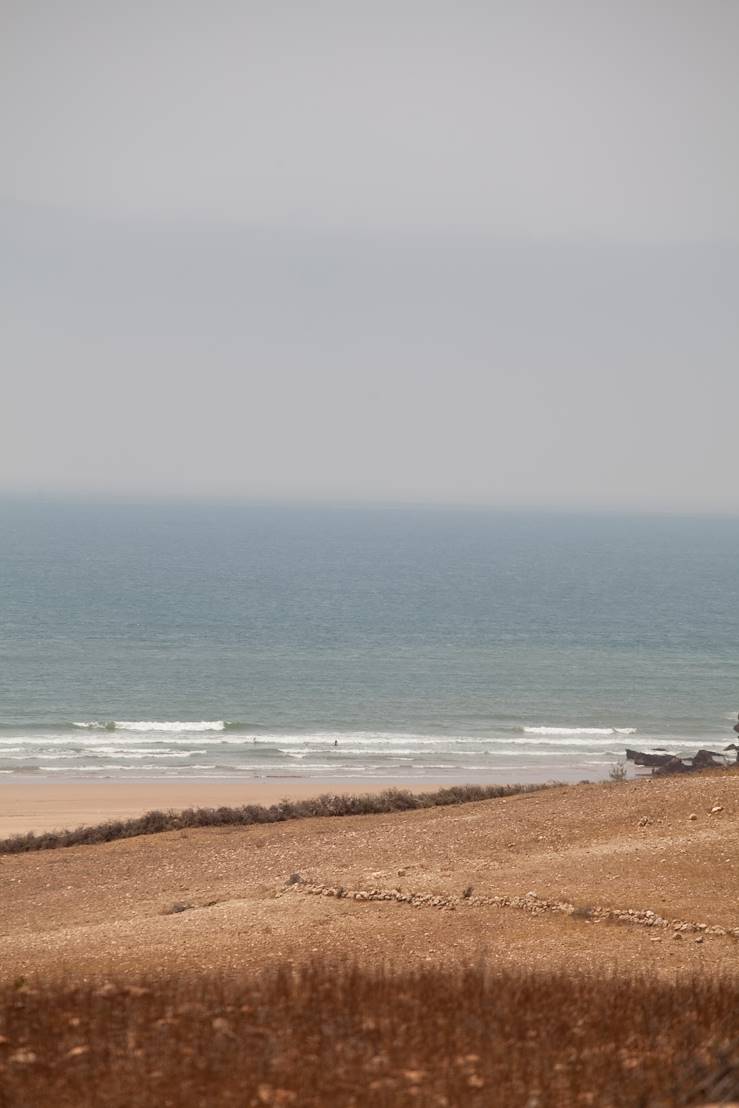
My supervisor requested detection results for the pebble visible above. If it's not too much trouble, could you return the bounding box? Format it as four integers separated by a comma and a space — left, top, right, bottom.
212, 1017, 235, 1037
710, 805, 723, 815
688, 813, 697, 821
9, 1050, 37, 1065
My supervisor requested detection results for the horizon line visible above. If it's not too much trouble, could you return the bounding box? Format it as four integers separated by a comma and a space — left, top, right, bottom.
0, 490, 738, 522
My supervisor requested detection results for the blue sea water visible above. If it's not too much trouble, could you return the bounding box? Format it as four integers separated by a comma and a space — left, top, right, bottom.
0, 499, 737, 783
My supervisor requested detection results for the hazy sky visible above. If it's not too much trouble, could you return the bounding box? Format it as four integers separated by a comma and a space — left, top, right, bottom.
2, 1, 738, 510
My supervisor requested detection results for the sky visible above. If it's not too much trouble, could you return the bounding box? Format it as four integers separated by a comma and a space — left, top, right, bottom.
2, 1, 738, 511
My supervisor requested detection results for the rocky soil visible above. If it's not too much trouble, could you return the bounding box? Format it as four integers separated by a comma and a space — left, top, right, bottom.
1, 769, 736, 981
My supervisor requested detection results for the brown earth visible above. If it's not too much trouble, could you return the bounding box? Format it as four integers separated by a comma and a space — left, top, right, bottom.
1, 770, 737, 982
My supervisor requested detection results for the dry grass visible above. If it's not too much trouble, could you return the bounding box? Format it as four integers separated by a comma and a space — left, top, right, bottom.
0, 783, 548, 855
0, 964, 736, 1107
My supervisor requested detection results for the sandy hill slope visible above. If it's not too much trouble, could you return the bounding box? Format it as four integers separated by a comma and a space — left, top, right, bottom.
1, 771, 736, 981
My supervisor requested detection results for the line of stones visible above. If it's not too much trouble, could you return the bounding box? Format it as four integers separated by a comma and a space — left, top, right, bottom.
284, 880, 738, 940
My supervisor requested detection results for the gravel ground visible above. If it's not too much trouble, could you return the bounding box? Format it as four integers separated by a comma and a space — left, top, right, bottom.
1, 770, 736, 981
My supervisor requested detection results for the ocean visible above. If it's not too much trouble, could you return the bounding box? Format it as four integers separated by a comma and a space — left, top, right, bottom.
0, 499, 737, 784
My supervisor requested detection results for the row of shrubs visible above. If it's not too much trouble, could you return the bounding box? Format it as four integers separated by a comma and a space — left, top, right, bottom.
0, 782, 550, 855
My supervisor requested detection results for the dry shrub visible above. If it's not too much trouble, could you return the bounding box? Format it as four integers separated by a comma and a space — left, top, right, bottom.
0, 964, 736, 1107
0, 783, 548, 855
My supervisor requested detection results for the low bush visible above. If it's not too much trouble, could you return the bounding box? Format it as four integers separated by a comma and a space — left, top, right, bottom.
608, 761, 627, 782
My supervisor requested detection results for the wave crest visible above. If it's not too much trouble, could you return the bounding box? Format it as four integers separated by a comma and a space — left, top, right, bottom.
521, 726, 637, 736
73, 720, 226, 733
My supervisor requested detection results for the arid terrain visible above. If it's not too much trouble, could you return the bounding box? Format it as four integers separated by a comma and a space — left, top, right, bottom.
1, 771, 737, 981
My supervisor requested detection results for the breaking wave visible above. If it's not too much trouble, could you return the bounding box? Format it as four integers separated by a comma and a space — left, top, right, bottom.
520, 726, 637, 736
73, 720, 227, 733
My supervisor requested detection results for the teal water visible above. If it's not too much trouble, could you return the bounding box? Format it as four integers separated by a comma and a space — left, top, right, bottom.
0, 500, 737, 781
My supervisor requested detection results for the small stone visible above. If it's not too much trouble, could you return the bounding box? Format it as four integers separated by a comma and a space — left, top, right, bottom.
162, 902, 191, 915
403, 1070, 426, 1084
257, 1085, 297, 1105
211, 1017, 236, 1038
710, 805, 723, 815
10, 1049, 37, 1065
694, 935, 704, 944
66, 1045, 90, 1058
688, 813, 697, 820
124, 985, 151, 997
672, 932, 683, 941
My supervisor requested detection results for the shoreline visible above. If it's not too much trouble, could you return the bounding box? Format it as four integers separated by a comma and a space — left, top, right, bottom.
0, 764, 625, 837
0, 777, 460, 836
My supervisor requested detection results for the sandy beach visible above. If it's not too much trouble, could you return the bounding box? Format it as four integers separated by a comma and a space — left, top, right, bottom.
0, 778, 457, 837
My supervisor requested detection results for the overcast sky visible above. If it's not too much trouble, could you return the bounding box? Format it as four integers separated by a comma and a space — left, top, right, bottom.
2, 1, 738, 511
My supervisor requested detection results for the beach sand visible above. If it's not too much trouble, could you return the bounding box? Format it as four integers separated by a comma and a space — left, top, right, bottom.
0, 778, 453, 837
1, 769, 736, 983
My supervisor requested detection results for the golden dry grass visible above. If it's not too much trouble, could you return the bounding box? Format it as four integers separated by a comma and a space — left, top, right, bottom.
0, 964, 737, 1107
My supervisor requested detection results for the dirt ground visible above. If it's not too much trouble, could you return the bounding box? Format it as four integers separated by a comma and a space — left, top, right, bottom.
1, 771, 736, 982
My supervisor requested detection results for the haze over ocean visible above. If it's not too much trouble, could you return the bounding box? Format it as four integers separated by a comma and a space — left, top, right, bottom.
1, 499, 736, 784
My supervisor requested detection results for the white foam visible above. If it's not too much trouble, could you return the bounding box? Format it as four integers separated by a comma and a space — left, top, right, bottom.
522, 726, 637, 736
107, 720, 225, 733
